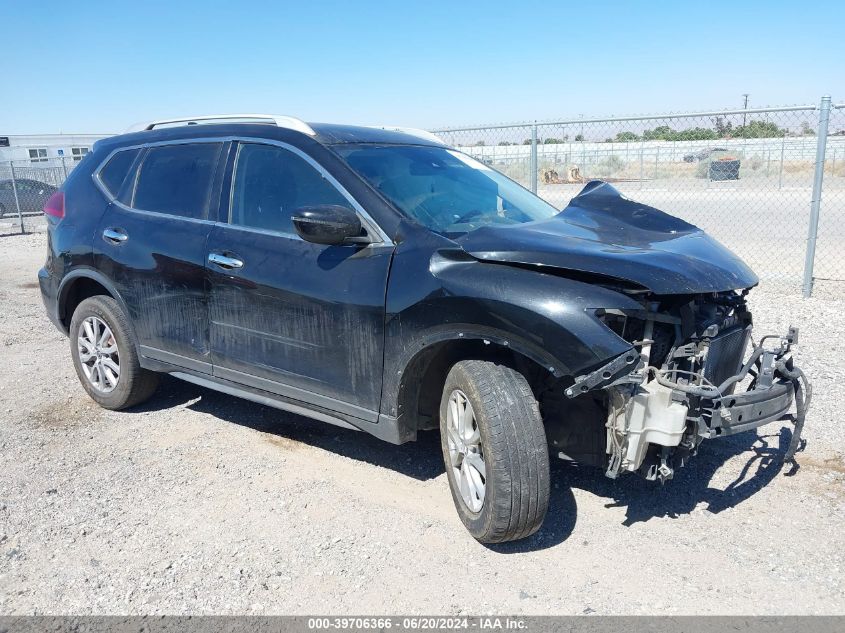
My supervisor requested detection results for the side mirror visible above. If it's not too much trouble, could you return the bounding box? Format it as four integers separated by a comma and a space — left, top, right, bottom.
291, 205, 364, 245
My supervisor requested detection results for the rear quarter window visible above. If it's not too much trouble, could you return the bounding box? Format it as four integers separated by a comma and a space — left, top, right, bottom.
132, 143, 222, 219
98, 148, 141, 197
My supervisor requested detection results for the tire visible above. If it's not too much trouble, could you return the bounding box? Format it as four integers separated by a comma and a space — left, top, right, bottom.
69, 295, 159, 410
439, 360, 550, 543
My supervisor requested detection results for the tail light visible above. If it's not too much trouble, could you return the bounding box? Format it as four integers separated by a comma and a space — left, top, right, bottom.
43, 191, 64, 219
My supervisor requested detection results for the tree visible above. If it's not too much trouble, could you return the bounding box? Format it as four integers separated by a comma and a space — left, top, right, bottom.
497, 141, 514, 146
713, 116, 733, 137
627, 121, 726, 141
615, 131, 640, 142
642, 125, 675, 141
474, 140, 486, 146
575, 134, 585, 142
800, 121, 816, 136
732, 120, 787, 138
675, 127, 718, 141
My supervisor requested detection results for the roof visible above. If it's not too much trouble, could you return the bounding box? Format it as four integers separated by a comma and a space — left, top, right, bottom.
119, 114, 444, 147
308, 123, 443, 146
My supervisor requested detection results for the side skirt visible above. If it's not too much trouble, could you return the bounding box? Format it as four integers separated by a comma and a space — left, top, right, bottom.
171, 371, 360, 431
139, 354, 413, 445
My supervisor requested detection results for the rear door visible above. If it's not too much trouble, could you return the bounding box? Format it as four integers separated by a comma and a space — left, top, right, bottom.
205, 140, 393, 416
94, 141, 226, 372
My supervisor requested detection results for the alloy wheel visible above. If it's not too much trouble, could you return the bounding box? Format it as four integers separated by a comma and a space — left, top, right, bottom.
77, 316, 120, 393
445, 389, 486, 512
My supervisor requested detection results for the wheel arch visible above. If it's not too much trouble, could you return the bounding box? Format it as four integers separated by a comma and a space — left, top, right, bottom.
58, 269, 130, 333
385, 327, 563, 435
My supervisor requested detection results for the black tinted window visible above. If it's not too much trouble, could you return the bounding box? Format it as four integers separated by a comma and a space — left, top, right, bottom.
134, 143, 221, 218
230, 143, 347, 233
99, 148, 140, 196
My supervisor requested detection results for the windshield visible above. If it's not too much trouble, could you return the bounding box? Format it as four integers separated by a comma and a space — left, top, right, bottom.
335, 144, 559, 235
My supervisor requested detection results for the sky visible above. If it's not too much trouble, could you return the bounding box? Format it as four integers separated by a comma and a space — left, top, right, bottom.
1, 0, 842, 134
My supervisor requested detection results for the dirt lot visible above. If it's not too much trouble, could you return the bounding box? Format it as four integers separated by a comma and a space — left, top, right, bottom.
1, 231, 844, 615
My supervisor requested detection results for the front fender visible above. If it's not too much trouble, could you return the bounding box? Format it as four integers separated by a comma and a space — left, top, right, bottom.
380, 242, 643, 417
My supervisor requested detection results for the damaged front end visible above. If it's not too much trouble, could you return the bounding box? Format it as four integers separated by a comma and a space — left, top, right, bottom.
563, 291, 811, 482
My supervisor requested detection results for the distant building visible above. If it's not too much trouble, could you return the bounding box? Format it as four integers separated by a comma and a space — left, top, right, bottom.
0, 133, 114, 187
0, 133, 112, 165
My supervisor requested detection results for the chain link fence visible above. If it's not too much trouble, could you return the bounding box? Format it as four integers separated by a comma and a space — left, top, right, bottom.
433, 97, 845, 296
0, 156, 83, 235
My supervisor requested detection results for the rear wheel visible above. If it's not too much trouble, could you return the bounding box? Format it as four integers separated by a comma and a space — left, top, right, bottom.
69, 295, 159, 410
439, 360, 550, 543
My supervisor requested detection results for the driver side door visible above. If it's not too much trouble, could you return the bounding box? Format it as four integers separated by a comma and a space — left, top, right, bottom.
206, 141, 394, 418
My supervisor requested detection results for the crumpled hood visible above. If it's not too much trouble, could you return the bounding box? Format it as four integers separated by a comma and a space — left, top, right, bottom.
456, 181, 758, 294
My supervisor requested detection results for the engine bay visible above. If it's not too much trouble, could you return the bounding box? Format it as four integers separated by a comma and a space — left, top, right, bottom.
544, 290, 811, 482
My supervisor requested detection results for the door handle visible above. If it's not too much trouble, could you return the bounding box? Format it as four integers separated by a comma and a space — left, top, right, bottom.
102, 228, 128, 244
208, 252, 244, 269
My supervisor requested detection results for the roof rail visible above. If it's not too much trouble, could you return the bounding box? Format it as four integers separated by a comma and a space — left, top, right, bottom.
125, 114, 315, 136
369, 126, 443, 144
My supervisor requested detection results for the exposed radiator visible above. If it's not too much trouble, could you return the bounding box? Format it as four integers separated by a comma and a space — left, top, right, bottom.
703, 326, 750, 388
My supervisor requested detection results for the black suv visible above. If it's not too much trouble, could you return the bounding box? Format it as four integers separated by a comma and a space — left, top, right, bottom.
39, 115, 810, 543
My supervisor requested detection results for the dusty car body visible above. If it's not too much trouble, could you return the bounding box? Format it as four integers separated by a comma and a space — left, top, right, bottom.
38, 115, 810, 543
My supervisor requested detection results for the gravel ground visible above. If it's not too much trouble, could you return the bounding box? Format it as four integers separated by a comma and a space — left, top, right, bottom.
1, 231, 844, 615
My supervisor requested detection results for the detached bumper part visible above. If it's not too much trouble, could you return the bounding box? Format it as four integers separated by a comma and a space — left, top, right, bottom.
581, 326, 811, 481
709, 380, 794, 437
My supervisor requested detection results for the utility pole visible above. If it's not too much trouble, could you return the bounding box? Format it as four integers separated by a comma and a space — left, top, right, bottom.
742, 93, 750, 127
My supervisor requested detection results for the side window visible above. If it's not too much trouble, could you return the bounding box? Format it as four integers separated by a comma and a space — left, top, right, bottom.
98, 148, 141, 197
133, 143, 222, 219
230, 143, 348, 234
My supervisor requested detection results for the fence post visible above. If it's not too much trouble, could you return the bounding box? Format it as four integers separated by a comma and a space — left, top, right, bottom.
530, 123, 538, 193
9, 162, 25, 235
778, 134, 786, 190
580, 143, 586, 175
802, 95, 831, 298
61, 156, 68, 180
639, 140, 645, 189
654, 146, 660, 179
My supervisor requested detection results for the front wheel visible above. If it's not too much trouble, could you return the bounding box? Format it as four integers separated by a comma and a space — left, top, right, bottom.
439, 360, 550, 543
69, 295, 159, 410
